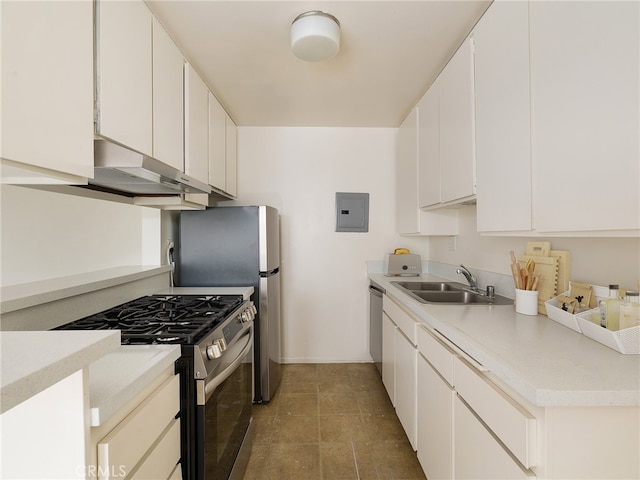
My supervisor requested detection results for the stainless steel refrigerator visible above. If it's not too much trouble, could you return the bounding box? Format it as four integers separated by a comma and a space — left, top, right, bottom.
177, 205, 281, 402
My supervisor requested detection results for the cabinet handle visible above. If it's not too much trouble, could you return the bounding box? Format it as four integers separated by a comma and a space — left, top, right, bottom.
432, 328, 488, 372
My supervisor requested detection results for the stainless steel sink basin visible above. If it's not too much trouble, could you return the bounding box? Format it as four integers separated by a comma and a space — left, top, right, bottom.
392, 281, 468, 291
391, 281, 513, 306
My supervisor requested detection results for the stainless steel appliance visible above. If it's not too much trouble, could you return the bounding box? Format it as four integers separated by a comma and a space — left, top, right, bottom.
383, 253, 422, 276
178, 206, 281, 403
54, 293, 256, 480
369, 280, 385, 375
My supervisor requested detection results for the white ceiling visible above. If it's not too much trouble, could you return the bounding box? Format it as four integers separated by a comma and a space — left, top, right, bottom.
146, 1, 492, 128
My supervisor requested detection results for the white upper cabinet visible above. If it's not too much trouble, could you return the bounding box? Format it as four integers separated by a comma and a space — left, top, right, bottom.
1, 0, 94, 183
184, 64, 210, 185
529, 1, 639, 234
152, 18, 185, 172
96, 0, 153, 156
225, 116, 238, 198
438, 37, 476, 205
396, 108, 421, 234
397, 107, 459, 235
474, 0, 532, 233
417, 80, 441, 208
208, 93, 227, 192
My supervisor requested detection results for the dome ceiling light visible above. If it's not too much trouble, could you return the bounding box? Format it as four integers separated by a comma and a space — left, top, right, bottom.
290, 11, 340, 62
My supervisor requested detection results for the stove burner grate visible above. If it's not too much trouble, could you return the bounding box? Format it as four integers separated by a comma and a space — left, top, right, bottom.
54, 294, 244, 345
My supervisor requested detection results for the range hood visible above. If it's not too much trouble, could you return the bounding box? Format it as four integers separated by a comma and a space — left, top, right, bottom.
91, 139, 212, 196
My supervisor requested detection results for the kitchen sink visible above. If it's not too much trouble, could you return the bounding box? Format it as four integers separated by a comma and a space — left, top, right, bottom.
392, 281, 468, 291
391, 281, 513, 306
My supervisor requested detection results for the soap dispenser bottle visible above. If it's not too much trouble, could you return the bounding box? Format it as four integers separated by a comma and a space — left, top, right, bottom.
599, 284, 623, 330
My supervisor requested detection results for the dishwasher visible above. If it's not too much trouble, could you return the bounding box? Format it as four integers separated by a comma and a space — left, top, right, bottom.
369, 280, 385, 375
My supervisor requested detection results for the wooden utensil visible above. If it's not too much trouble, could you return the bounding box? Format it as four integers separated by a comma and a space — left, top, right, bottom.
510, 250, 522, 290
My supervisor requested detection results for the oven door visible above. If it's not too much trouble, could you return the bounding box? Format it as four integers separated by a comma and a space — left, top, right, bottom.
196, 324, 254, 480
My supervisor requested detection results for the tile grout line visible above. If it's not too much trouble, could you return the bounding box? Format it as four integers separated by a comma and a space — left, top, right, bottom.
350, 440, 361, 480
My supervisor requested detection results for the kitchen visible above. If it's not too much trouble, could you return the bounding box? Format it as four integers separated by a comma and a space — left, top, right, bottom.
1, 1, 639, 479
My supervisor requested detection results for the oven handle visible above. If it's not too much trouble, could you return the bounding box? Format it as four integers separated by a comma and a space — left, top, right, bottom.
202, 328, 253, 401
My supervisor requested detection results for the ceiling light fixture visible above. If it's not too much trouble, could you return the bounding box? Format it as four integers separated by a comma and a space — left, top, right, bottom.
290, 11, 340, 62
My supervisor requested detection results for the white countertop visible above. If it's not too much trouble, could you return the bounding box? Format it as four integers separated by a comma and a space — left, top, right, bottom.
88, 345, 181, 426
156, 286, 254, 300
0, 265, 173, 315
0, 330, 121, 414
370, 273, 640, 407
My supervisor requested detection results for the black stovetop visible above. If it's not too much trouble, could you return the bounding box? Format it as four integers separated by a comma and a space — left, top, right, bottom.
54, 294, 244, 345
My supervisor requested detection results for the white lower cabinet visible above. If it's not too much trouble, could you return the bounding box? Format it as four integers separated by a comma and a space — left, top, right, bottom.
417, 355, 454, 479
417, 326, 454, 480
454, 395, 535, 479
93, 374, 181, 479
383, 296, 418, 450
382, 312, 396, 405
394, 328, 417, 450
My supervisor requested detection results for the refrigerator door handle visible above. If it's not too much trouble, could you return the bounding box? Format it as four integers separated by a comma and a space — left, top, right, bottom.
259, 267, 280, 277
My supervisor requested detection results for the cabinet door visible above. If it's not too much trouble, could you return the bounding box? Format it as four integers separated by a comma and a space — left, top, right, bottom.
184, 64, 209, 184
394, 328, 417, 450
382, 312, 396, 405
225, 115, 238, 197
417, 354, 454, 480
208, 93, 227, 191
152, 18, 184, 172
454, 395, 535, 479
396, 107, 458, 235
396, 108, 421, 234
474, 0, 532, 233
439, 37, 476, 204
530, 1, 639, 233
1, 0, 94, 182
96, 0, 153, 156
417, 81, 440, 208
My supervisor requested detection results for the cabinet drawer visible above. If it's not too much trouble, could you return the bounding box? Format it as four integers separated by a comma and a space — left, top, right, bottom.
98, 374, 180, 478
383, 295, 416, 344
454, 356, 536, 468
454, 395, 535, 479
417, 325, 455, 386
131, 418, 181, 479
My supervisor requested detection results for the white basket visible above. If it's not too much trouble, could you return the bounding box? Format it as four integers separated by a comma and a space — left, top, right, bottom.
576, 309, 640, 354
545, 284, 608, 333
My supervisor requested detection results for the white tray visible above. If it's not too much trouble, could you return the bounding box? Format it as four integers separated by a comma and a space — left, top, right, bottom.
576, 309, 640, 354
545, 284, 608, 333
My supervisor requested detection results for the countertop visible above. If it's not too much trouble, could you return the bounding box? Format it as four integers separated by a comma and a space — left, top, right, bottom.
0, 265, 173, 315
370, 273, 640, 407
0, 330, 121, 414
88, 345, 181, 426
156, 286, 254, 300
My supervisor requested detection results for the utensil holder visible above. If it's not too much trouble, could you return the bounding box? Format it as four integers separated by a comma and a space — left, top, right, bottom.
515, 289, 539, 316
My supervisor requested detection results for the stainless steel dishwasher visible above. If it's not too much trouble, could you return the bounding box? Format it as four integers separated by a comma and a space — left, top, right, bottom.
369, 280, 385, 375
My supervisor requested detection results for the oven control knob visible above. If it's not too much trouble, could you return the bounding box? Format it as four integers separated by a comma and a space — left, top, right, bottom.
240, 311, 251, 323
206, 343, 222, 359
215, 338, 227, 352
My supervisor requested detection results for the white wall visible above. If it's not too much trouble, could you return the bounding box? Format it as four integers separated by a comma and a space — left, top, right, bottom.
227, 127, 426, 363
0, 185, 160, 286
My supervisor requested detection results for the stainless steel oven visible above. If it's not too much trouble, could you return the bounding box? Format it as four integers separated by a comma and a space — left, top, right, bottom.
54, 292, 257, 480
196, 321, 254, 480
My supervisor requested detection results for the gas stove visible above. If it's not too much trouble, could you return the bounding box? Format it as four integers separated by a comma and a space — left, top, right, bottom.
54, 294, 245, 345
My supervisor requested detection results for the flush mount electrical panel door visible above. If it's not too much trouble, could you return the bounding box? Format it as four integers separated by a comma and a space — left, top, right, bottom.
336, 192, 369, 232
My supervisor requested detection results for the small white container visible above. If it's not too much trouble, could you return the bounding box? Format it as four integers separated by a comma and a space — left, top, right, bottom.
515, 289, 539, 316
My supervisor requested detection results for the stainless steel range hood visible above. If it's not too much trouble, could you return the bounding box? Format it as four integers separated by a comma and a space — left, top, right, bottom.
91, 139, 212, 195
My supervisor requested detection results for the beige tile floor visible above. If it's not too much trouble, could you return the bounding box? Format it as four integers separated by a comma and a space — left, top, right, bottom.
243, 363, 427, 480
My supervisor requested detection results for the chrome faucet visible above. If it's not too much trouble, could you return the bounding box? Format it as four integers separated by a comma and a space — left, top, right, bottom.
456, 264, 478, 291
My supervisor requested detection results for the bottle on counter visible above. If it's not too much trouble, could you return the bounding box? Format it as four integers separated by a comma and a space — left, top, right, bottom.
619, 291, 640, 330
599, 284, 624, 330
